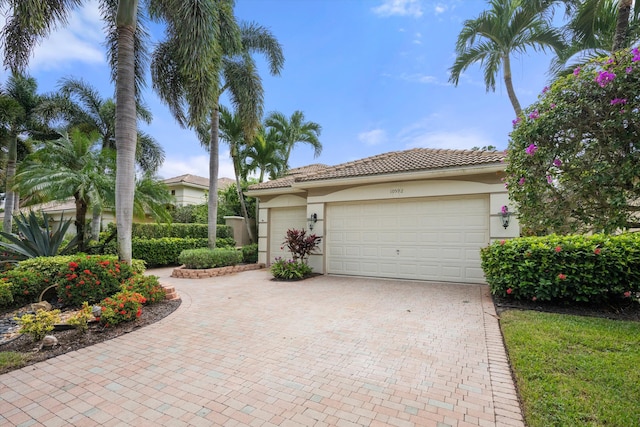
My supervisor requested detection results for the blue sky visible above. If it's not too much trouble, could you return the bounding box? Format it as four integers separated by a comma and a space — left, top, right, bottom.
5, 0, 558, 180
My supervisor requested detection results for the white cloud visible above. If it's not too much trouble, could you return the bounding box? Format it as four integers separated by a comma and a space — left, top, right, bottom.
30, 3, 105, 71
398, 73, 448, 85
400, 126, 496, 151
358, 129, 387, 146
413, 32, 422, 44
372, 0, 423, 18
158, 153, 236, 181
434, 4, 447, 14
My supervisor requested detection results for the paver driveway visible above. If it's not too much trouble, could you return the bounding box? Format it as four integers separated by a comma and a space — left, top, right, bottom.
1, 268, 524, 427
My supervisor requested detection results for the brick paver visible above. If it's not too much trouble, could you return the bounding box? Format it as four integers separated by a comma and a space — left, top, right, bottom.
0, 269, 524, 426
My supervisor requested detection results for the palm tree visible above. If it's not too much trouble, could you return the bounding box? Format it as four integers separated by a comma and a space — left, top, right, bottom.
243, 126, 287, 182
550, 0, 640, 75
152, 17, 284, 249
264, 110, 322, 169
448, 0, 565, 116
16, 129, 112, 252
0, 74, 54, 234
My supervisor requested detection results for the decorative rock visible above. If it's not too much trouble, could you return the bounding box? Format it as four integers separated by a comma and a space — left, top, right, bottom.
31, 301, 52, 312
41, 335, 58, 348
92, 305, 103, 318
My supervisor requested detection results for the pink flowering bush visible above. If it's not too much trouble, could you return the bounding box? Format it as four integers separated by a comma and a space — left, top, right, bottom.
506, 48, 640, 234
481, 233, 640, 304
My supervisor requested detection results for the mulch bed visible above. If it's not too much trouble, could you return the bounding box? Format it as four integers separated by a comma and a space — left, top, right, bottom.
0, 299, 181, 375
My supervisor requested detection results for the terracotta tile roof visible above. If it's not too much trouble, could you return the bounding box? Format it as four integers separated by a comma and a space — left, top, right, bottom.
248, 164, 330, 190
248, 149, 504, 191
297, 148, 505, 182
162, 174, 234, 189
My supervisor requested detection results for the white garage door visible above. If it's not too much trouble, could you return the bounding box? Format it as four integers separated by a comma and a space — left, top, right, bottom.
326, 196, 488, 283
269, 206, 307, 263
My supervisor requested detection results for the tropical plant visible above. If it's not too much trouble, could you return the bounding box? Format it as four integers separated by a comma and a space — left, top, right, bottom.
217, 181, 256, 224
505, 48, 640, 234
448, 0, 565, 116
264, 110, 322, 170
16, 129, 113, 251
14, 309, 61, 342
550, 0, 640, 76
270, 257, 313, 280
281, 228, 321, 264
243, 125, 287, 182
0, 211, 79, 261
152, 16, 284, 249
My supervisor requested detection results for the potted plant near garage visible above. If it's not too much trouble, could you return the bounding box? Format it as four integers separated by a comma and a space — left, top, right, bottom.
271, 229, 321, 281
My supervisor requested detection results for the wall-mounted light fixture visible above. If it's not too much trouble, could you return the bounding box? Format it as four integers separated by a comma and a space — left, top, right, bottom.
500, 205, 511, 229
307, 213, 318, 230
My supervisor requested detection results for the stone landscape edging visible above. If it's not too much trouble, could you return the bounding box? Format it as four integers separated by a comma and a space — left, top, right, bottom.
171, 263, 266, 279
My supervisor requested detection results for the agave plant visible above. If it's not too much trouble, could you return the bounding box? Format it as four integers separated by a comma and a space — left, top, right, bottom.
0, 211, 79, 261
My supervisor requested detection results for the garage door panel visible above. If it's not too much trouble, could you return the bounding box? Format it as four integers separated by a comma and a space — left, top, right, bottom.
269, 207, 306, 263
327, 196, 488, 283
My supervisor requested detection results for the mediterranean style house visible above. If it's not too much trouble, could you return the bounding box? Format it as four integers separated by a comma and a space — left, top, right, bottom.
246, 148, 519, 284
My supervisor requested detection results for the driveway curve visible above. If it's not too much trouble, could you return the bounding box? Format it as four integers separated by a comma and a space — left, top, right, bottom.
1, 268, 524, 427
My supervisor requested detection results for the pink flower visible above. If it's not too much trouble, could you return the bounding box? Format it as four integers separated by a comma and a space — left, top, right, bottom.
558, 273, 567, 280
525, 144, 538, 155
594, 248, 601, 255
506, 288, 513, 295
626, 66, 633, 74
528, 110, 539, 120
512, 117, 522, 127
532, 296, 537, 302
500, 240, 506, 246
518, 177, 526, 186
555, 246, 562, 253
546, 175, 553, 184
595, 70, 616, 87
550, 103, 556, 109
611, 98, 627, 105
553, 159, 563, 167
573, 67, 581, 76
624, 291, 632, 298
542, 86, 549, 93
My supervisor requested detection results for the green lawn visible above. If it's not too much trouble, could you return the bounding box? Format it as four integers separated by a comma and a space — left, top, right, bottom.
0, 351, 29, 372
500, 310, 640, 427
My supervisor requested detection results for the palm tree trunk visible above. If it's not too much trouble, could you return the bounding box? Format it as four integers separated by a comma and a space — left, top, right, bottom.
613, 0, 632, 51
502, 54, 522, 117
115, 0, 139, 263
2, 133, 18, 234
91, 205, 101, 241
74, 194, 88, 252
231, 150, 255, 244
208, 107, 220, 249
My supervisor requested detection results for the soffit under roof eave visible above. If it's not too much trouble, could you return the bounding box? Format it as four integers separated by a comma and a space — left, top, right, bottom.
244, 187, 307, 197
291, 163, 506, 189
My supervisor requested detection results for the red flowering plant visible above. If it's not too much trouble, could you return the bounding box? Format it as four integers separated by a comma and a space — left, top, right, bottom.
57, 255, 136, 306
122, 275, 166, 304
97, 290, 146, 327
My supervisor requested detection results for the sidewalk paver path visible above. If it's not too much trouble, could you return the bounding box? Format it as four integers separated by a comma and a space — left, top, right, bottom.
1, 268, 524, 426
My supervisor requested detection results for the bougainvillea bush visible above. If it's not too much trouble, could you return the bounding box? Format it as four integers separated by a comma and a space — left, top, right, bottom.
481, 233, 640, 304
506, 48, 640, 235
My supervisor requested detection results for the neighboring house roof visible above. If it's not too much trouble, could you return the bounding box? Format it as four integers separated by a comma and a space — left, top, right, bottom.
162, 174, 235, 190
248, 148, 505, 191
247, 164, 330, 190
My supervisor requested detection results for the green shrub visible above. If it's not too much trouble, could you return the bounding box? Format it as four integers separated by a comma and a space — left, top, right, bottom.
97, 290, 146, 327
178, 247, 242, 269
122, 275, 166, 304
242, 244, 258, 263
3, 269, 50, 306
66, 302, 93, 333
15, 309, 61, 341
270, 258, 313, 280
131, 237, 235, 266
481, 233, 640, 304
131, 223, 233, 239
56, 256, 137, 306
0, 280, 13, 306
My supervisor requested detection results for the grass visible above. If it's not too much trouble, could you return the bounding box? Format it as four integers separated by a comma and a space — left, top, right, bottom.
500, 310, 640, 427
0, 351, 30, 371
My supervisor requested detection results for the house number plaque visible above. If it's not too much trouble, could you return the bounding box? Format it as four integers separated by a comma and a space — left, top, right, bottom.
390, 188, 404, 197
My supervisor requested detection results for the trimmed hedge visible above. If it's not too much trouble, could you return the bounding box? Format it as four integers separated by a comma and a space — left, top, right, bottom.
242, 244, 258, 263
481, 233, 640, 304
178, 247, 243, 269
131, 223, 233, 239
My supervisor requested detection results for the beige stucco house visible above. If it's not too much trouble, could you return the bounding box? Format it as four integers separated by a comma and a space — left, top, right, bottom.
163, 174, 234, 206
246, 148, 519, 284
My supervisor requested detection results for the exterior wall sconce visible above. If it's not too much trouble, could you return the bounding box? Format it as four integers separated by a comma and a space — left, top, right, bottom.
308, 213, 318, 230
500, 205, 511, 229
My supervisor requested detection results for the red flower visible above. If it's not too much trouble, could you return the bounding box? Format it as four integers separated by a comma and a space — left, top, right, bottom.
499, 240, 506, 245
555, 246, 562, 253
136, 308, 142, 318
594, 248, 601, 255
69, 261, 79, 268
506, 288, 513, 295
23, 290, 29, 295
532, 296, 537, 301
558, 273, 567, 280
79, 280, 85, 285
83, 269, 91, 275
624, 291, 632, 298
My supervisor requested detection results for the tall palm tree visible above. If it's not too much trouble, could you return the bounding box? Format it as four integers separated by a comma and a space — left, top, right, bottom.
243, 126, 287, 182
152, 17, 284, 249
448, 0, 565, 116
264, 110, 322, 169
550, 0, 640, 75
16, 129, 112, 252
